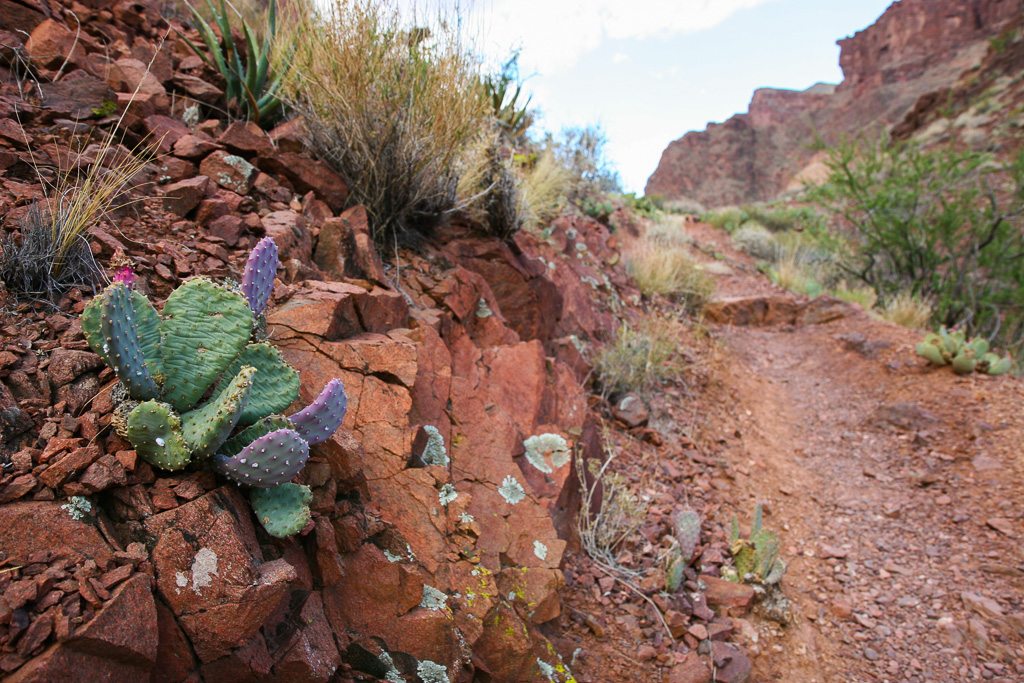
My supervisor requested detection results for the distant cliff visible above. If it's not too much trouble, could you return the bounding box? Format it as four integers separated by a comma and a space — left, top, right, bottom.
646, 0, 1022, 207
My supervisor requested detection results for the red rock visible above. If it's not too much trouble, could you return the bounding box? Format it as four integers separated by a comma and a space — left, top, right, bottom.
268, 281, 364, 341
39, 446, 102, 489
0, 0, 46, 34
269, 592, 340, 681
39, 71, 114, 119
26, 19, 86, 71
200, 150, 257, 195
703, 296, 799, 326
700, 575, 755, 612
7, 574, 157, 682
260, 210, 311, 263
172, 135, 220, 160
217, 121, 273, 157
472, 602, 544, 681
46, 349, 103, 387
206, 215, 245, 246
257, 151, 348, 210
313, 206, 387, 284
611, 392, 649, 428
144, 487, 296, 662
322, 544, 457, 669
710, 641, 752, 683
152, 600, 196, 683
0, 474, 36, 504
668, 653, 713, 683
161, 176, 209, 217
357, 287, 408, 334
143, 115, 193, 155
170, 73, 222, 103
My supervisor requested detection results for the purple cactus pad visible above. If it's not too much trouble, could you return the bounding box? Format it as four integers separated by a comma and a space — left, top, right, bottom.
213, 428, 308, 488
241, 236, 279, 316
290, 378, 347, 445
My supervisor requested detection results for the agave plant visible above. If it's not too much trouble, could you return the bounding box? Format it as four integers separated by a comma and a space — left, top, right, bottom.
180, 0, 293, 127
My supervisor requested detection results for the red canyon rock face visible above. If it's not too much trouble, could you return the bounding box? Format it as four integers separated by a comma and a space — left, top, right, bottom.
645, 0, 1021, 207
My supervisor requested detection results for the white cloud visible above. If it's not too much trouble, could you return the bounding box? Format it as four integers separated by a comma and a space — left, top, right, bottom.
612, 52, 630, 64
474, 0, 773, 73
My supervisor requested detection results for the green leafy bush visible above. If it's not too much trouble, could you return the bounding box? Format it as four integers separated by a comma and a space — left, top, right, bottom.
807, 136, 1024, 352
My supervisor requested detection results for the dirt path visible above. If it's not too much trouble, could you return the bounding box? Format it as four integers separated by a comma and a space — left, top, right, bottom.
691, 224, 1024, 682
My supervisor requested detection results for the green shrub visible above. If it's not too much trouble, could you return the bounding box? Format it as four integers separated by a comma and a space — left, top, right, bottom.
807, 135, 1024, 352
280, 0, 489, 246
731, 222, 775, 259
480, 51, 533, 144
831, 281, 878, 310
702, 206, 745, 233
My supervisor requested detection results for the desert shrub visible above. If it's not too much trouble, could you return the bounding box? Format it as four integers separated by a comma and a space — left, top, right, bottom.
732, 221, 775, 259
593, 314, 681, 398
575, 440, 648, 574
701, 206, 745, 233
626, 241, 713, 310
831, 281, 878, 310
807, 135, 1024, 350
879, 291, 933, 329
543, 124, 622, 203
620, 192, 660, 218
519, 150, 569, 228
279, 0, 489, 246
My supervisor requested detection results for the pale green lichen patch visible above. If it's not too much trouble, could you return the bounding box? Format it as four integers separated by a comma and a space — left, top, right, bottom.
421, 584, 448, 611
498, 475, 525, 504
439, 483, 457, 506
417, 660, 450, 683
523, 433, 570, 474
421, 425, 449, 466
61, 495, 91, 520
533, 540, 548, 561
476, 298, 493, 318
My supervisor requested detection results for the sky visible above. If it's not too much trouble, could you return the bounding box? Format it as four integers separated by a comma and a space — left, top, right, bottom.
458, 0, 898, 193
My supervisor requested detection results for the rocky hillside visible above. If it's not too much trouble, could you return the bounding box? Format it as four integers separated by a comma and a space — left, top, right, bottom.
645, 0, 1022, 207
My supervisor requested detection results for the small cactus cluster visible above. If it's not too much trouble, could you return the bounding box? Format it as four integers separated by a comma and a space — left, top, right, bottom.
664, 509, 701, 593
81, 237, 347, 537
581, 197, 614, 222
723, 504, 786, 586
916, 327, 1011, 376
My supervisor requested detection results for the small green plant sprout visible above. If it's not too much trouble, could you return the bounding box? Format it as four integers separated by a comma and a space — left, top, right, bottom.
915, 326, 1012, 376
180, 0, 291, 127
724, 504, 786, 586
664, 509, 701, 593
580, 196, 614, 222
81, 237, 348, 537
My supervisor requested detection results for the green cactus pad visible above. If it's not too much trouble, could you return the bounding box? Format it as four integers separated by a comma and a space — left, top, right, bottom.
217, 343, 299, 427
916, 342, 947, 366
126, 400, 190, 471
221, 414, 293, 458
131, 290, 163, 377
101, 283, 160, 401
159, 278, 253, 412
249, 483, 312, 538
984, 355, 1012, 376
951, 351, 976, 375
665, 549, 684, 593
81, 294, 109, 366
969, 338, 990, 356
753, 529, 781, 578
181, 365, 255, 459
765, 558, 787, 585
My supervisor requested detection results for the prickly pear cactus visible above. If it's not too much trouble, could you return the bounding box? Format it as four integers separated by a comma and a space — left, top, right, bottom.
674, 509, 701, 563
917, 327, 1013, 377
79, 238, 349, 537
249, 483, 312, 538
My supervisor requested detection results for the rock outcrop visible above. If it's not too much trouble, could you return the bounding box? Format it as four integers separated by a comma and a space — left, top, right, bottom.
646, 0, 1022, 207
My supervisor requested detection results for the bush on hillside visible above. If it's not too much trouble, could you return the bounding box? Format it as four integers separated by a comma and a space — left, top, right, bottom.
279, 0, 489, 246
806, 136, 1024, 351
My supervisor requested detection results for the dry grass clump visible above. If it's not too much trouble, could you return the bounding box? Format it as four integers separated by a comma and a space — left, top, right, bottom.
626, 241, 714, 311
768, 246, 823, 297
278, 0, 489, 245
831, 282, 878, 310
519, 150, 569, 228
879, 291, 933, 329
593, 314, 682, 398
1, 139, 149, 301
645, 215, 692, 248
731, 221, 774, 259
